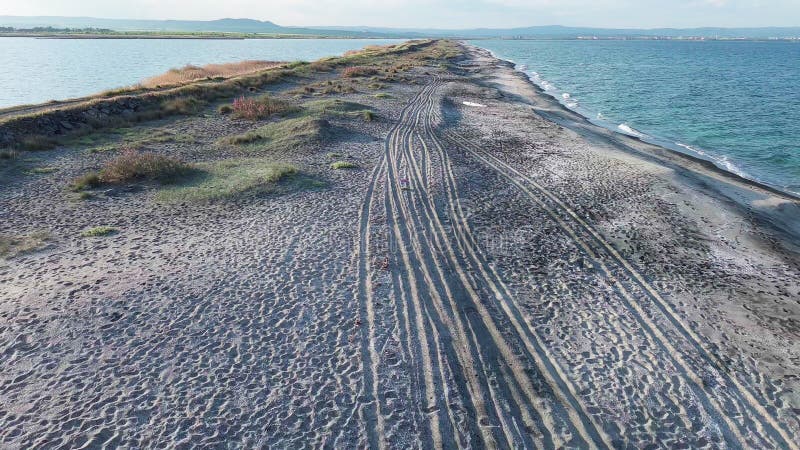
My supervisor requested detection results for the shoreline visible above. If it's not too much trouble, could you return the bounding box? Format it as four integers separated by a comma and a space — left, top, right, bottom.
471, 43, 800, 200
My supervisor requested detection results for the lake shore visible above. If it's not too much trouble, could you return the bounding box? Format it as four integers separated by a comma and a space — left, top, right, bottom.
1, 40, 798, 447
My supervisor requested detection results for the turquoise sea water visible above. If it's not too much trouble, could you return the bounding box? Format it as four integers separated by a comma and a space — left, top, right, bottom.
471, 40, 800, 195
0, 38, 401, 109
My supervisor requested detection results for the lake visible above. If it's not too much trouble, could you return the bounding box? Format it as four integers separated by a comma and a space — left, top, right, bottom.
0, 38, 402, 109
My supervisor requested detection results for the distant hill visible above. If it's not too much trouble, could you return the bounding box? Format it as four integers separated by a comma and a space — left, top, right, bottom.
312, 24, 800, 39
1, 16, 799, 39
0, 16, 399, 37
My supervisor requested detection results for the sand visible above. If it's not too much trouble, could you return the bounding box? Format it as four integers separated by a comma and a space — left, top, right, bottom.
1, 41, 798, 448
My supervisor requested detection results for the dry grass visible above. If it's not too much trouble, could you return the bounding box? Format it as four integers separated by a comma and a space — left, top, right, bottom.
71, 149, 193, 191
231, 95, 296, 121
100, 149, 194, 184
141, 61, 282, 88
342, 66, 379, 78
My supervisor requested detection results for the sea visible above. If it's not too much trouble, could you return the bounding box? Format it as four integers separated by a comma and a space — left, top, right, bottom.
471, 39, 800, 196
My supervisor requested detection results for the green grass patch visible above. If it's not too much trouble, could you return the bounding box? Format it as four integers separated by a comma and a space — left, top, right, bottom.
81, 226, 118, 237
374, 93, 392, 99
0, 231, 50, 258
156, 158, 298, 202
221, 116, 329, 153
17, 135, 59, 151
70, 172, 101, 192
302, 99, 372, 118
27, 166, 59, 174
331, 161, 358, 170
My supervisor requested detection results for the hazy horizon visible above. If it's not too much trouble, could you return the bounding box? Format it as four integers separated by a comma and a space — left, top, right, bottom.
2, 1, 800, 29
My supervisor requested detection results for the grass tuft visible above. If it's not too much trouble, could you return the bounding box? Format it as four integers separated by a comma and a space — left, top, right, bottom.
99, 149, 194, 184
81, 226, 118, 237
28, 166, 58, 174
70, 172, 101, 192
71, 149, 193, 191
331, 161, 358, 170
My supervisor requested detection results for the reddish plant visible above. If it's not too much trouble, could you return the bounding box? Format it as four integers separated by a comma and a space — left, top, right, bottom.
232, 96, 269, 121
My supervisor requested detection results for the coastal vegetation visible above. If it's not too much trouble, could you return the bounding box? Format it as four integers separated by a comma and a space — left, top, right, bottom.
141, 61, 282, 88
0, 39, 446, 153
230, 95, 296, 120
156, 159, 298, 202
80, 226, 118, 237
71, 149, 194, 191
330, 161, 358, 169
221, 117, 330, 151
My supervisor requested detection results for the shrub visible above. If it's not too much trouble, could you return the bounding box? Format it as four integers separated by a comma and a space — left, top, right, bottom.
218, 105, 233, 115
331, 161, 358, 170
342, 66, 379, 78
362, 111, 375, 122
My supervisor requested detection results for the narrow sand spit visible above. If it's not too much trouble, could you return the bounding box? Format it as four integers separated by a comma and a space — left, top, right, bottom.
1, 41, 799, 448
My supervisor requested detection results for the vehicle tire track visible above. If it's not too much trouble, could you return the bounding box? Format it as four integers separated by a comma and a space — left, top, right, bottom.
395, 79, 605, 448
442, 126, 798, 449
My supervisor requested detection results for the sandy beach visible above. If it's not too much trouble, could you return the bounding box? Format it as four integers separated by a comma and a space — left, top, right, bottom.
1, 40, 798, 448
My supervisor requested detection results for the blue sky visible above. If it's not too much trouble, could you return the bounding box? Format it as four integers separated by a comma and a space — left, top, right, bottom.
2, 0, 799, 28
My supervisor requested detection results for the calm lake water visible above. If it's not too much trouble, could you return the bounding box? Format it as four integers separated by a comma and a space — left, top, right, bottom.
0, 38, 402, 108
473, 40, 800, 195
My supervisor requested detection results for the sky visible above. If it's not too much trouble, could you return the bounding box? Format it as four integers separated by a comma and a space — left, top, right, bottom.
1, 0, 799, 29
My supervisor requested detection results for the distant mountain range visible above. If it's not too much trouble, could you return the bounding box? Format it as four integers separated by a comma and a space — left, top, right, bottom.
1, 16, 799, 39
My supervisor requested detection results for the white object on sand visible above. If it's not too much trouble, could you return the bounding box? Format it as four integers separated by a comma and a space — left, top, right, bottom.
463, 101, 487, 108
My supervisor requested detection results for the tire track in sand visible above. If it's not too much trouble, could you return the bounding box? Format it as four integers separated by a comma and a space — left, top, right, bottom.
442, 125, 798, 449
392, 79, 610, 448
409, 80, 613, 448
